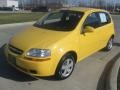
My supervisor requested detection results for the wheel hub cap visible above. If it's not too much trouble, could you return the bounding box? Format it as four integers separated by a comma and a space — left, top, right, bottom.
60, 58, 74, 77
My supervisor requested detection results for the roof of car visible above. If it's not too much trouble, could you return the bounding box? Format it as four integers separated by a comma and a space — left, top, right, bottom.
61, 7, 107, 13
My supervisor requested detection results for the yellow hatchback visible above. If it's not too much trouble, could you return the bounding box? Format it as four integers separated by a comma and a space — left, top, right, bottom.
4, 7, 115, 80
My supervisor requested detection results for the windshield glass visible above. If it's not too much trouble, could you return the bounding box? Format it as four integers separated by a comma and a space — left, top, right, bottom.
34, 10, 84, 31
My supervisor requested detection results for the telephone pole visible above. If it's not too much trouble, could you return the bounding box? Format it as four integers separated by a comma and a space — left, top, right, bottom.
113, 0, 117, 12
21, 0, 25, 10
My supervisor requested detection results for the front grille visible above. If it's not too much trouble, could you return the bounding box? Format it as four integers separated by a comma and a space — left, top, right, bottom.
9, 44, 23, 55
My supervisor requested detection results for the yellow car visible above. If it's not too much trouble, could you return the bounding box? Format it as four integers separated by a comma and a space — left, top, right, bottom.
4, 7, 115, 80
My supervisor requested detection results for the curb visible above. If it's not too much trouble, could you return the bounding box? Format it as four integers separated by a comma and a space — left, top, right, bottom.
109, 56, 120, 90
0, 22, 35, 28
97, 51, 120, 90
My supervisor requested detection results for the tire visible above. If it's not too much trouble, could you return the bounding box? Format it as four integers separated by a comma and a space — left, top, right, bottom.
55, 54, 75, 80
104, 38, 113, 51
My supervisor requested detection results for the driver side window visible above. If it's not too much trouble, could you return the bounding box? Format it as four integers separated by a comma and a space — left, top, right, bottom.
84, 13, 100, 28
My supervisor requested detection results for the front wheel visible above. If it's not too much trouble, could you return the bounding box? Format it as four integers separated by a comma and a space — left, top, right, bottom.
55, 54, 75, 80
104, 38, 113, 51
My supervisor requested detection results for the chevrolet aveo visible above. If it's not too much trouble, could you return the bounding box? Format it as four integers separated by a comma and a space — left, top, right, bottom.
4, 7, 115, 80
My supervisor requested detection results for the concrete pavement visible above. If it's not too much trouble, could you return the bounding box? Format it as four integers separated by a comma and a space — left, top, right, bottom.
0, 16, 119, 90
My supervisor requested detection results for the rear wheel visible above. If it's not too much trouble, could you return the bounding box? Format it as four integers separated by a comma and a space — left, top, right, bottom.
55, 54, 75, 80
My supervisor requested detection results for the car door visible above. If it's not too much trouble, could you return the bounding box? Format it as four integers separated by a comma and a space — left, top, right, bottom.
78, 12, 102, 60
97, 12, 113, 47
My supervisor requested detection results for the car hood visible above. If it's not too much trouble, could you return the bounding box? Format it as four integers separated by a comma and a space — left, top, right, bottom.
10, 26, 70, 51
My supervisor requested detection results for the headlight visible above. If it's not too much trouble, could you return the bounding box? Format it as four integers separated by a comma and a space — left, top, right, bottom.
26, 49, 51, 58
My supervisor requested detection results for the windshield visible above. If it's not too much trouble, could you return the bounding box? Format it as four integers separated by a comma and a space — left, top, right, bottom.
34, 10, 84, 31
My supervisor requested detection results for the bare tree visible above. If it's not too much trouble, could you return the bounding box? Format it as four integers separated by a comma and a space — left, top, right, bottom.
61, 0, 68, 5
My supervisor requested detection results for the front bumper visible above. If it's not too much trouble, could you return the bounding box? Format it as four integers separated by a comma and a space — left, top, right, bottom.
4, 45, 55, 77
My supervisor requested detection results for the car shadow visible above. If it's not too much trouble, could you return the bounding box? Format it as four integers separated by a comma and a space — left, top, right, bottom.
113, 42, 120, 47
0, 44, 37, 82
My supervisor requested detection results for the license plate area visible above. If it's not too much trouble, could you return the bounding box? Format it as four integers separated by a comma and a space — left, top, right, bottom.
8, 54, 16, 65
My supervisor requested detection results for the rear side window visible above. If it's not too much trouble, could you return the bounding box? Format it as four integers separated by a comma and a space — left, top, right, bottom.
99, 12, 111, 26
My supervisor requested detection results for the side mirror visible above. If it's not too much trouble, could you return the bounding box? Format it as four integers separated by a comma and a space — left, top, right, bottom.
84, 26, 94, 33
